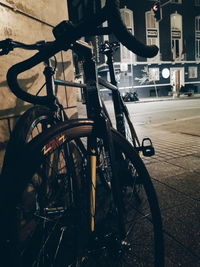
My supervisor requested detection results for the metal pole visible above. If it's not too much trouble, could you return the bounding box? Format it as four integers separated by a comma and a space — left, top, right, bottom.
153, 80, 158, 98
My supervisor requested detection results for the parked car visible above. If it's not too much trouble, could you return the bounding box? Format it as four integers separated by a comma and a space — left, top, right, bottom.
122, 91, 139, 102
179, 85, 194, 97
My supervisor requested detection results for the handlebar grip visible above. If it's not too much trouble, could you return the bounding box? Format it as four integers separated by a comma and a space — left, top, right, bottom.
106, 0, 159, 58
0, 38, 13, 55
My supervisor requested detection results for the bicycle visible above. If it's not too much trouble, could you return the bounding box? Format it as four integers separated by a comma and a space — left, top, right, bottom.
0, 39, 154, 179
98, 40, 155, 156
0, 0, 164, 266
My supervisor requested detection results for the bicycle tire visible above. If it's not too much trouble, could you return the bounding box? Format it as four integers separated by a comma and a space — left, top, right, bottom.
0, 120, 164, 267
1, 105, 56, 177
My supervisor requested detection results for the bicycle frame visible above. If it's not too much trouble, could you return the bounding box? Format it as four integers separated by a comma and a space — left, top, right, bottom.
99, 42, 141, 148
0, 35, 155, 235
99, 42, 156, 157
41, 41, 132, 233
73, 43, 125, 235
71, 41, 154, 232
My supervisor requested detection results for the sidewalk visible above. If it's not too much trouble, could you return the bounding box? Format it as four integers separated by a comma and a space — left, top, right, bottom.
78, 100, 200, 266
139, 128, 200, 266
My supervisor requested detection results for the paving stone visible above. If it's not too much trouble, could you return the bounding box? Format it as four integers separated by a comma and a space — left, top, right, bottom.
166, 156, 200, 172
152, 180, 200, 265
146, 161, 185, 179
139, 128, 200, 266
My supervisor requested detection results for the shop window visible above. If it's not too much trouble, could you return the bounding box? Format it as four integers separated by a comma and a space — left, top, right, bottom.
145, 11, 160, 62
149, 68, 160, 81
188, 66, 198, 78
171, 13, 183, 60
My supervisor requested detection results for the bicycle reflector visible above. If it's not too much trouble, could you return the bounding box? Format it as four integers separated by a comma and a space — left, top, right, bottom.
152, 1, 162, 22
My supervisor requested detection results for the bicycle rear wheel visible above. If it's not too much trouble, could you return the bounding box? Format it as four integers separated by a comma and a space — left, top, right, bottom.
0, 120, 164, 267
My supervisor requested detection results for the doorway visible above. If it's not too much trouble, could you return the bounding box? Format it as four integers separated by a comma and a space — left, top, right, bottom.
170, 67, 184, 95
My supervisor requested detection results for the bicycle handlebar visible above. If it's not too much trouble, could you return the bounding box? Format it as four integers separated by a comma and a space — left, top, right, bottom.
0, 38, 47, 55
6, 0, 159, 105
106, 0, 158, 58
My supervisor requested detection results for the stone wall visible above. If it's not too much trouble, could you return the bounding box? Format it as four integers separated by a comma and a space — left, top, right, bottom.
0, 0, 76, 169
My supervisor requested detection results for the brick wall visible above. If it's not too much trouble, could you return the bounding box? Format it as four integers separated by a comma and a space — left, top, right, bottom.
0, 0, 76, 168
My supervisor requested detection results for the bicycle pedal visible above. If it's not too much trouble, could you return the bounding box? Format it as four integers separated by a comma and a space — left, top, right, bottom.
141, 138, 155, 157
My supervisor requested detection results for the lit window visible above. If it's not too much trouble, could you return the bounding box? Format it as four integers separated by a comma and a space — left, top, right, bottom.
149, 68, 160, 81
145, 11, 160, 62
188, 67, 198, 78
170, 13, 183, 61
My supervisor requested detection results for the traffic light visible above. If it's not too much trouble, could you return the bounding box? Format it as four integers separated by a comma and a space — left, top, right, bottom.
152, 1, 162, 22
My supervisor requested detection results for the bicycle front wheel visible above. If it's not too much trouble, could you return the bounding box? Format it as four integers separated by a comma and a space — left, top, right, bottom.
1, 120, 164, 267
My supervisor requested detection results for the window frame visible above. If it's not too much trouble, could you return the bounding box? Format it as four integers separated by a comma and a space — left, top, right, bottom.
148, 67, 160, 81
145, 11, 160, 62
188, 66, 198, 79
170, 13, 183, 61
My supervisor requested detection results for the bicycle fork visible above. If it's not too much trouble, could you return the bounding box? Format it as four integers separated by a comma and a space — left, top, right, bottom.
87, 119, 126, 238
81, 44, 125, 236
87, 136, 97, 232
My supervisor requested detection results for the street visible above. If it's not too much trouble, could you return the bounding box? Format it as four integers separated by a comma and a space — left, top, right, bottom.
102, 98, 200, 136
128, 98, 200, 135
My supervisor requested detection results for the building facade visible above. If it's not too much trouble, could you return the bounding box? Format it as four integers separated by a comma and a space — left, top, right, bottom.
0, 0, 74, 169
68, 0, 200, 98
97, 0, 200, 98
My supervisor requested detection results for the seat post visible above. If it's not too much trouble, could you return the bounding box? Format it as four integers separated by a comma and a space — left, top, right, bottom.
43, 59, 56, 100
